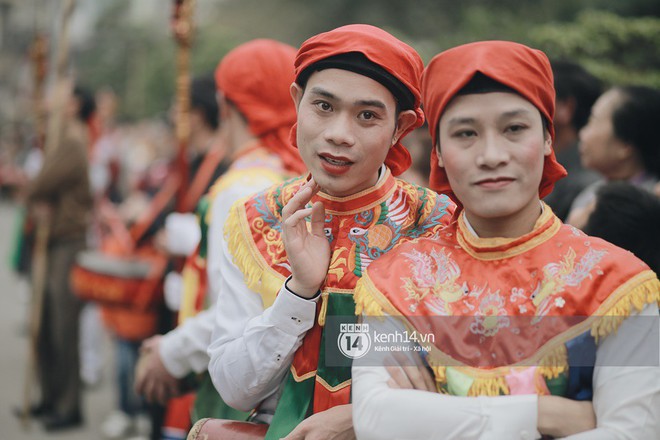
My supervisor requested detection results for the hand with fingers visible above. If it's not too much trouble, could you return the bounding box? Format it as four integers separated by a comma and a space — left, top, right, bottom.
281, 404, 355, 440
385, 351, 436, 392
134, 335, 181, 405
281, 178, 331, 299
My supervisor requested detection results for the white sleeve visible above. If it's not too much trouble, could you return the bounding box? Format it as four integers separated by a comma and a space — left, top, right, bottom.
561, 304, 660, 440
354, 304, 660, 440
157, 175, 280, 378
352, 314, 540, 440
159, 308, 216, 378
352, 366, 539, 440
206, 231, 319, 412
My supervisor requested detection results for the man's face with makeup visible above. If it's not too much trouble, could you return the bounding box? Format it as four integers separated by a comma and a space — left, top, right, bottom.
437, 91, 552, 233
291, 68, 408, 197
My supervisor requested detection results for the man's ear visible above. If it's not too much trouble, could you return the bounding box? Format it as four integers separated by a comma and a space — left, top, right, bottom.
290, 82, 303, 109
392, 110, 418, 146
543, 130, 553, 156
436, 144, 445, 167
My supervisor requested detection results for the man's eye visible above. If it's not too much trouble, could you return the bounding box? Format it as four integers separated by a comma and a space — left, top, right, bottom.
506, 124, 526, 133
360, 111, 375, 120
454, 130, 476, 138
315, 101, 332, 111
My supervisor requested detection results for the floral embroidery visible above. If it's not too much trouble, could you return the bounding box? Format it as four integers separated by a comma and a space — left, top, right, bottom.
532, 247, 607, 317
402, 248, 467, 314
510, 287, 526, 303
469, 291, 511, 337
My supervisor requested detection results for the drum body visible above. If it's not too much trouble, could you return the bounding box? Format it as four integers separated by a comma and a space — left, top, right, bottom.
71, 246, 167, 310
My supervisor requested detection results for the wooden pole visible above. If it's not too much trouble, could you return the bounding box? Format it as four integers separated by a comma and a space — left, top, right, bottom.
28, 32, 47, 148
22, 0, 76, 429
171, 0, 195, 212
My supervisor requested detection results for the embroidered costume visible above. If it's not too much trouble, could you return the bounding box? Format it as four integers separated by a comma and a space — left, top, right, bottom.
220, 169, 453, 437
355, 206, 659, 396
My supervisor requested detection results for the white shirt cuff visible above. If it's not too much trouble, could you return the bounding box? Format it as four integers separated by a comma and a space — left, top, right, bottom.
266, 277, 319, 337
159, 330, 192, 379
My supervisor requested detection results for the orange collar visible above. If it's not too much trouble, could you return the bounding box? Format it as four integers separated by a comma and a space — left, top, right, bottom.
311, 167, 397, 215
456, 203, 562, 261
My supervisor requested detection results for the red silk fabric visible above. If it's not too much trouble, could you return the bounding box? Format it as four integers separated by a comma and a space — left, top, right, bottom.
215, 39, 305, 174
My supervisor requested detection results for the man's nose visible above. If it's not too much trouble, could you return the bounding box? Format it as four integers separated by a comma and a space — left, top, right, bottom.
323, 113, 355, 147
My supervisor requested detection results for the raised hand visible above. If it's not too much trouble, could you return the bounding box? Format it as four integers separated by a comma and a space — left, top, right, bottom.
281, 177, 331, 298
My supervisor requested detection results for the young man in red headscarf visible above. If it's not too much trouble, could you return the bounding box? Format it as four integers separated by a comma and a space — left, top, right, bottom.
208, 25, 455, 439
134, 39, 307, 431
351, 41, 660, 439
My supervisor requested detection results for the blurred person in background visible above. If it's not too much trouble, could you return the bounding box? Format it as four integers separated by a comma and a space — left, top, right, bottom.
18, 82, 94, 431
134, 39, 306, 440
583, 181, 660, 274
543, 60, 602, 221
98, 74, 228, 440
567, 85, 660, 228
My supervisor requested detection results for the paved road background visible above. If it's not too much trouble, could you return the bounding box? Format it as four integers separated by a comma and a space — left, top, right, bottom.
0, 199, 116, 439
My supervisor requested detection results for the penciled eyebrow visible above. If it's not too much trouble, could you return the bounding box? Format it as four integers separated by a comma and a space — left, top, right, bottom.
308, 87, 387, 109
446, 108, 534, 126
501, 109, 533, 118
446, 116, 476, 126
355, 99, 386, 109
309, 87, 337, 100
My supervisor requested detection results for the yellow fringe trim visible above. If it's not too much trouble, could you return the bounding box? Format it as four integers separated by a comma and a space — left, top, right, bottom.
224, 203, 285, 308
353, 275, 385, 317
430, 365, 446, 384
467, 376, 509, 397
177, 262, 201, 325
591, 276, 660, 343
538, 344, 568, 380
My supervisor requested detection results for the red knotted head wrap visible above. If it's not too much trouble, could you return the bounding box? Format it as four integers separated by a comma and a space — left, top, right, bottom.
215, 39, 305, 174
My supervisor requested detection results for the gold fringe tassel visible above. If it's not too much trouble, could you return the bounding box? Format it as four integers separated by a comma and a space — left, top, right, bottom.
467, 376, 509, 396
591, 277, 660, 343
430, 365, 446, 385
353, 276, 385, 317
538, 344, 568, 380
224, 204, 283, 308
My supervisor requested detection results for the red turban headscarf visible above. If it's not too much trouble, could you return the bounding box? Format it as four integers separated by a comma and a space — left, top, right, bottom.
291, 24, 425, 176
421, 41, 567, 203
215, 39, 305, 174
